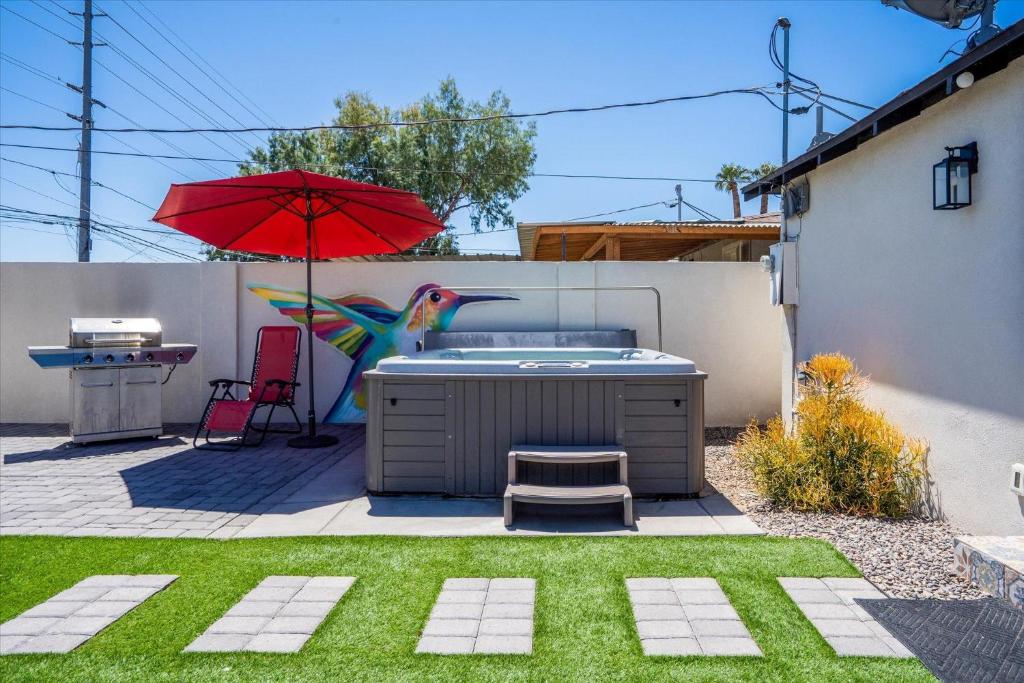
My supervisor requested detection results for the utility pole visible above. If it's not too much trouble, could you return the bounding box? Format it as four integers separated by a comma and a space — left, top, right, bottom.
779, 17, 791, 168
674, 184, 682, 222
74, 0, 94, 262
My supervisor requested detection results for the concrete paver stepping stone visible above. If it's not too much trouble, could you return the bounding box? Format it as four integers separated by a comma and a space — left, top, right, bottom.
0, 574, 177, 654
416, 578, 535, 655
184, 576, 354, 653
626, 577, 762, 656
778, 577, 913, 658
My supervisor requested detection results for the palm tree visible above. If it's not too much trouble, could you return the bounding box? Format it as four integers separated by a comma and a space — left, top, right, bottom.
752, 162, 779, 214
715, 163, 752, 219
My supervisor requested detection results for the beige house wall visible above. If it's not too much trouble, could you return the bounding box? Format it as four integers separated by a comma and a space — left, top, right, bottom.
787, 57, 1024, 535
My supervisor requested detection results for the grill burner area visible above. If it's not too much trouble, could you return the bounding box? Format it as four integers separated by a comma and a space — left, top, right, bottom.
27, 318, 197, 444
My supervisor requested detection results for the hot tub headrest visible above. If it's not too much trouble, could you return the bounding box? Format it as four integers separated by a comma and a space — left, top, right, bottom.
422, 329, 638, 350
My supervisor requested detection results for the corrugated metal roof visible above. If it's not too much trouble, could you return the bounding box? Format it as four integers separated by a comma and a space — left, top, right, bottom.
516, 213, 781, 260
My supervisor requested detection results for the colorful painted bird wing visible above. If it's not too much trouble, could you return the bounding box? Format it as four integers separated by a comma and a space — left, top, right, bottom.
248, 284, 399, 359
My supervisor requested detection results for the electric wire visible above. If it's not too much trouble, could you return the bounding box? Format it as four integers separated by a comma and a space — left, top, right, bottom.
118, 1, 275, 139
0, 180, 200, 261
0, 156, 159, 210
0, 52, 68, 87
0, 143, 720, 183
769, 22, 823, 113
4, 5, 234, 175
135, 0, 281, 128
33, 0, 256, 157
0, 5, 75, 43
0, 84, 794, 134
0, 87, 72, 115
92, 1, 263, 151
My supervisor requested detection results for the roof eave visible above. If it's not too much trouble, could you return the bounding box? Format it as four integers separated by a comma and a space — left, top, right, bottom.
741, 20, 1024, 201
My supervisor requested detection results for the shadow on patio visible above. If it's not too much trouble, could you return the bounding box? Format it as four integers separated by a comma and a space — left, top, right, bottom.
118, 425, 365, 514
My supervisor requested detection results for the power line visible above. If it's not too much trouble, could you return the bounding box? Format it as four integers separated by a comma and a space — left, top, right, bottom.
135, 0, 280, 128
92, 1, 261, 152
0, 53, 202, 180
0, 204, 274, 261
0, 87, 72, 115
116, 1, 273, 140
0, 5, 76, 43
0, 52, 68, 87
97, 131, 198, 181
88, 53, 236, 174
26, 2, 236, 173
0, 156, 158, 210
0, 178, 200, 261
0, 204, 201, 261
0, 84, 785, 134
564, 201, 670, 222
35, 0, 254, 159
0, 143, 719, 183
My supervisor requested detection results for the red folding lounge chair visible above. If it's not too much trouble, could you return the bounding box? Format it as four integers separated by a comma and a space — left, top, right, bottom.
194, 326, 303, 450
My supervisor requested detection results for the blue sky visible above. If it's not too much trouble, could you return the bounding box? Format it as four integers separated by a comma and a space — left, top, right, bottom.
2, 0, 1021, 262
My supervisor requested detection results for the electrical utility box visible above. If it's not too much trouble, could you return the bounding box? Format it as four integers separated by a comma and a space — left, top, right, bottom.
767, 241, 798, 306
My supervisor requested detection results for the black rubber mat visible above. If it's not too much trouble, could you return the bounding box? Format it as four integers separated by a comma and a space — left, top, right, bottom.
860, 597, 1024, 683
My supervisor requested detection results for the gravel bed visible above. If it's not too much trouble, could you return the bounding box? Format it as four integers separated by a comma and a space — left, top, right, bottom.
704, 429, 983, 600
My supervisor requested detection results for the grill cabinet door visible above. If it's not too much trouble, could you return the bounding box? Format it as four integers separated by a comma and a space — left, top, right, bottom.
71, 367, 120, 436
119, 365, 162, 431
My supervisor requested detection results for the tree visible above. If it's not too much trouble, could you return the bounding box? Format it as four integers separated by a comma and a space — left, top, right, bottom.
207, 79, 536, 260
714, 163, 753, 219
752, 162, 778, 214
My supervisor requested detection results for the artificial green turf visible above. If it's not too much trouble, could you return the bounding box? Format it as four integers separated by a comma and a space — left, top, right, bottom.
0, 535, 933, 682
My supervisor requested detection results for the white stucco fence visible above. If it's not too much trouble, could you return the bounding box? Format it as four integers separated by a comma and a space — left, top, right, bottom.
0, 260, 781, 427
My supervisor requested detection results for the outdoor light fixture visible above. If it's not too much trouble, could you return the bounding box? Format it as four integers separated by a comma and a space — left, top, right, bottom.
933, 142, 978, 210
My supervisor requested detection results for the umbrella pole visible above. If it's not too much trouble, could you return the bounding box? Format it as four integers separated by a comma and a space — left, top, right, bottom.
288, 196, 339, 449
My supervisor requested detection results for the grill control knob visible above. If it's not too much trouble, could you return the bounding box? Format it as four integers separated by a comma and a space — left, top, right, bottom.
104, 354, 114, 363
176, 352, 184, 362
83, 354, 94, 364
144, 353, 154, 362
125, 353, 135, 362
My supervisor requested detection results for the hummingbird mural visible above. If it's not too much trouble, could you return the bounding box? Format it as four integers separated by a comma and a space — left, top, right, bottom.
247, 283, 515, 423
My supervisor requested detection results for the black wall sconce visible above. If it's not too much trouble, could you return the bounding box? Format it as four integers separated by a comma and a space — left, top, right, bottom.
933, 142, 978, 210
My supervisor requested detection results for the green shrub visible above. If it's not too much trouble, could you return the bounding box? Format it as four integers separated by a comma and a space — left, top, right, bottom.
736, 353, 927, 517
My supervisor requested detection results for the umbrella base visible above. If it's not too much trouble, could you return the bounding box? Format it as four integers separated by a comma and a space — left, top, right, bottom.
287, 433, 339, 449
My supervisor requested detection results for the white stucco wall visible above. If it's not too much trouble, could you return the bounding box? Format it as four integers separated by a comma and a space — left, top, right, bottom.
1, 260, 780, 428
789, 56, 1024, 535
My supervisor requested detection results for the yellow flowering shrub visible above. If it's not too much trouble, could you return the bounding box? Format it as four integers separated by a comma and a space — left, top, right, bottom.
736, 353, 927, 517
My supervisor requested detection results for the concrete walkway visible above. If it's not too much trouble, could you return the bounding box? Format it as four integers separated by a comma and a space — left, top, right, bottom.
1, 424, 760, 538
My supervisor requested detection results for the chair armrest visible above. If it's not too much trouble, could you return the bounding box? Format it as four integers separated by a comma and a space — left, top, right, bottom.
209, 378, 251, 388
265, 379, 300, 388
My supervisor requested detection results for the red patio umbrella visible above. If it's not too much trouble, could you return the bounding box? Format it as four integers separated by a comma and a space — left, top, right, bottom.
153, 169, 445, 448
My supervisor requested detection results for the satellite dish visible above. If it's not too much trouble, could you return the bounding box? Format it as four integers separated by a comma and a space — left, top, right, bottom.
881, 0, 987, 28
882, 0, 1000, 47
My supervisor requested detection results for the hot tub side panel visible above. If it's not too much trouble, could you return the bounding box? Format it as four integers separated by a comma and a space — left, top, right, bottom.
366, 377, 448, 493
366, 373, 704, 497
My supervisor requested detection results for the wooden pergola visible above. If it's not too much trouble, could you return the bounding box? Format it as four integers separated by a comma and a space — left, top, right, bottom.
517, 218, 781, 261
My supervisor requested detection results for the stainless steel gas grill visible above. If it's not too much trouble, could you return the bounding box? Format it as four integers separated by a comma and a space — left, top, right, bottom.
28, 318, 197, 444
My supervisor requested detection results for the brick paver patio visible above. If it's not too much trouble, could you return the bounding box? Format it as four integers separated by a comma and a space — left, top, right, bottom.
0, 424, 361, 538
0, 424, 759, 536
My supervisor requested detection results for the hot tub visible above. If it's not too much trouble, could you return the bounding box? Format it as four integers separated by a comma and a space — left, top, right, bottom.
364, 347, 706, 498
376, 347, 697, 374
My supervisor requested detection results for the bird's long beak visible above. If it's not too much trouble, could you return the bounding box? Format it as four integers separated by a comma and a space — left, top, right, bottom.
456, 293, 518, 306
